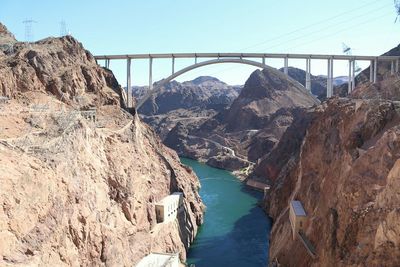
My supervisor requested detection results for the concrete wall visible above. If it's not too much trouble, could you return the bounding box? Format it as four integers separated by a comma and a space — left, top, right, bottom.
155, 192, 184, 223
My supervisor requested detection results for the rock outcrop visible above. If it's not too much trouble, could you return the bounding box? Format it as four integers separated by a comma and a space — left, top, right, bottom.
279, 67, 327, 100
133, 76, 241, 140
0, 22, 203, 266
256, 74, 400, 266
335, 44, 400, 97
165, 67, 319, 171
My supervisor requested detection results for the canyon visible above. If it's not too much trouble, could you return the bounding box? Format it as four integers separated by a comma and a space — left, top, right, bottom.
254, 74, 400, 265
0, 23, 203, 266
1, 13, 400, 267
164, 67, 319, 171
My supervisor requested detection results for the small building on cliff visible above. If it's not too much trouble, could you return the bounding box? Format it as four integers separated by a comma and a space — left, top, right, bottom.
155, 192, 184, 223
136, 252, 180, 267
289, 200, 307, 240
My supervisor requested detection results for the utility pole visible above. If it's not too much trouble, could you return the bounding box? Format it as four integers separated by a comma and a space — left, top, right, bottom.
23, 19, 37, 43
60, 20, 67, 37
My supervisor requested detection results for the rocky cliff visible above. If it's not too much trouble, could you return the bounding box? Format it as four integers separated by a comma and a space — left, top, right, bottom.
256, 74, 400, 266
133, 76, 241, 140
335, 44, 400, 97
0, 23, 203, 266
279, 67, 327, 100
165, 67, 319, 171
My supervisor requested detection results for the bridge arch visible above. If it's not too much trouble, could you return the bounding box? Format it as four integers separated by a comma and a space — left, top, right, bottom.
136, 58, 267, 109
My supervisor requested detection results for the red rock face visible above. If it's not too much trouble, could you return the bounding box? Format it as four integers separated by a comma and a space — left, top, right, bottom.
0, 24, 125, 109
0, 23, 203, 266
261, 95, 400, 266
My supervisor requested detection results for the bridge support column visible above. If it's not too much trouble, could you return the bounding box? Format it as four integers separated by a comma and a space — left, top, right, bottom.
351, 60, 356, 91
126, 58, 131, 108
172, 56, 175, 75
262, 57, 265, 66
284, 57, 288, 75
373, 58, 378, 83
149, 57, 153, 91
327, 58, 333, 97
348, 60, 353, 94
105, 59, 110, 69
369, 60, 374, 83
391, 61, 395, 75
305, 58, 311, 91
396, 59, 399, 73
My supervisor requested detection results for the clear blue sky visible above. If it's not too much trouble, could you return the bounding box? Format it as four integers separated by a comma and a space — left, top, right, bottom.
1, 0, 399, 86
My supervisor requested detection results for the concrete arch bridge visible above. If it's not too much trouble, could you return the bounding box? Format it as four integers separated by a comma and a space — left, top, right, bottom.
94, 53, 400, 110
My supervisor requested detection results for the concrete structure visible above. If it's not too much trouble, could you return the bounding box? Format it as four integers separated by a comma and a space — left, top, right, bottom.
289, 200, 307, 240
136, 252, 180, 267
155, 192, 184, 223
94, 53, 400, 109
246, 179, 270, 192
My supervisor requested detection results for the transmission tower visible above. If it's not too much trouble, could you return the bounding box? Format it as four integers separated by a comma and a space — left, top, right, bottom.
342, 43, 361, 72
23, 19, 37, 43
60, 20, 67, 37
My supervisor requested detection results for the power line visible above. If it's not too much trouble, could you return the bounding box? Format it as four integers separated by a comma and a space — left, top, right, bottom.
235, 0, 384, 53
203, 7, 392, 78
254, 3, 391, 53
284, 10, 393, 52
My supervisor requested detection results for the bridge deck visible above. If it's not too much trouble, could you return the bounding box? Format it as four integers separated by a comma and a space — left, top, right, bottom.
94, 52, 400, 61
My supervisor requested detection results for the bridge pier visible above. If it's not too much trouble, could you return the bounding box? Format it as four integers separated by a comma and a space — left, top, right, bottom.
149, 57, 153, 91
105, 59, 110, 69
374, 58, 378, 83
172, 56, 175, 75
352, 60, 356, 91
391, 61, 395, 75
262, 57, 265, 66
284, 57, 288, 75
327, 58, 333, 97
396, 59, 399, 73
305, 58, 311, 92
348, 60, 353, 94
369, 60, 374, 83
127, 58, 132, 108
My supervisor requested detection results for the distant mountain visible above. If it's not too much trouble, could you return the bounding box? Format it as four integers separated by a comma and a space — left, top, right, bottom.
279, 67, 326, 100
132, 76, 242, 139
133, 76, 241, 115
165, 66, 319, 170
280, 67, 348, 100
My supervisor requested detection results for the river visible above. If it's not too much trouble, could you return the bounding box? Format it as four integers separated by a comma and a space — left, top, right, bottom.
181, 158, 272, 267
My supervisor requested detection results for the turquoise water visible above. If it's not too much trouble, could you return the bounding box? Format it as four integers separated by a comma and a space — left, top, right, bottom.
181, 158, 272, 267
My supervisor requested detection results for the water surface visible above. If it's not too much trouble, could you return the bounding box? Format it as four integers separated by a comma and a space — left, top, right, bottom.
181, 158, 272, 267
